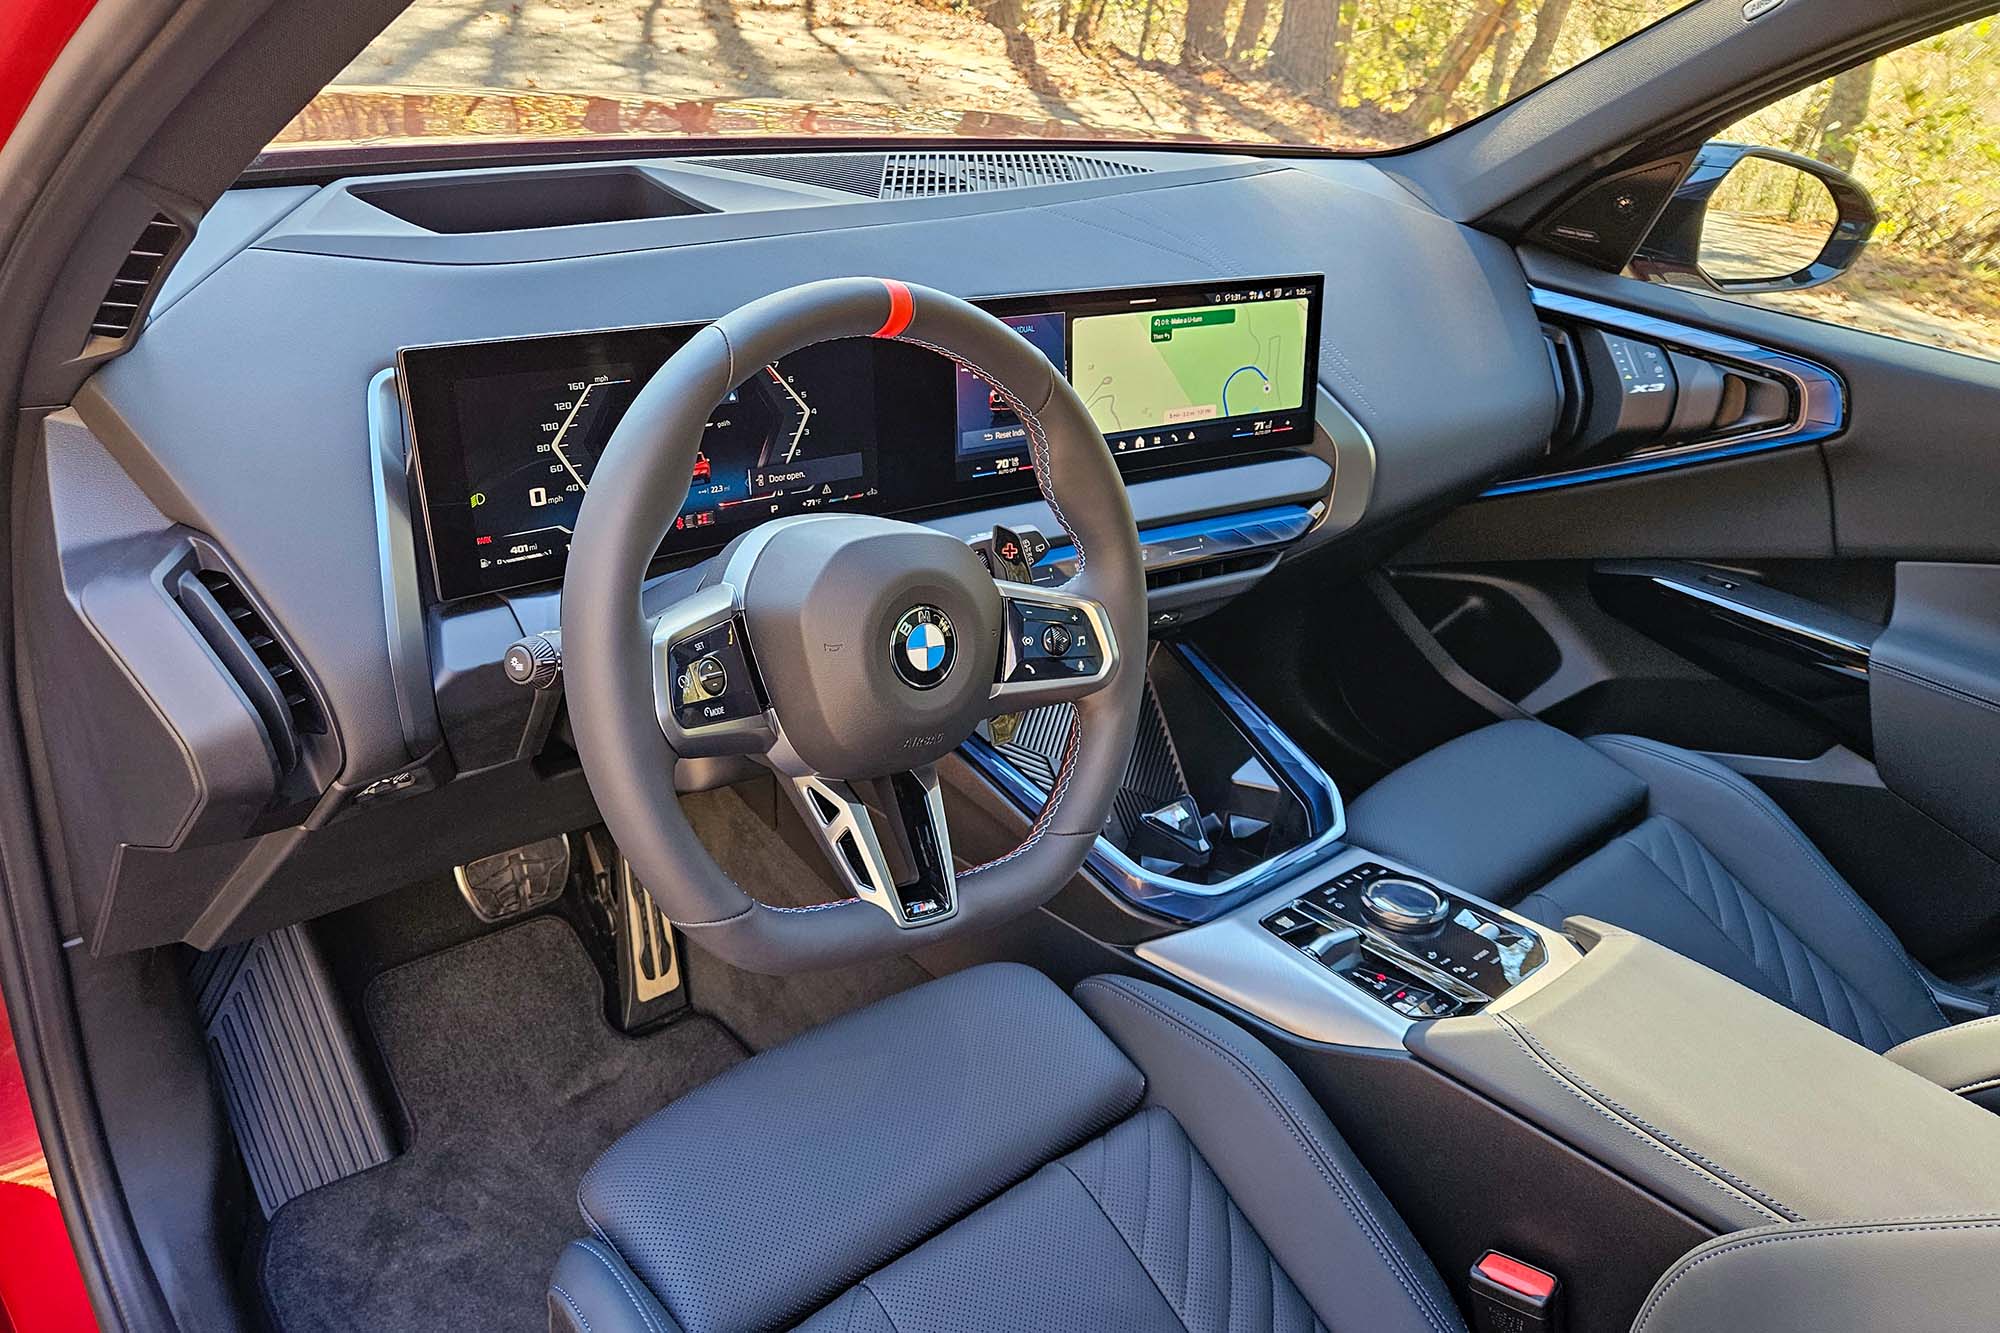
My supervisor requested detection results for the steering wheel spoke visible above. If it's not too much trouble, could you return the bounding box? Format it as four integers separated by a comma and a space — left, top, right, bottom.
650, 582, 777, 759
787, 768, 957, 928
987, 579, 1120, 715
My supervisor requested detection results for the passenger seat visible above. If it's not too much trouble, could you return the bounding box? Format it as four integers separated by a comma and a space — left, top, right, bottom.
1344, 720, 1946, 1051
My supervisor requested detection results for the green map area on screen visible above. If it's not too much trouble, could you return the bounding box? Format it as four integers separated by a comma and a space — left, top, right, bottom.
1071, 297, 1309, 436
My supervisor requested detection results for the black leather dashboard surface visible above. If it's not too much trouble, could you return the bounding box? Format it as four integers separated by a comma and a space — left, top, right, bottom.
70, 158, 1555, 792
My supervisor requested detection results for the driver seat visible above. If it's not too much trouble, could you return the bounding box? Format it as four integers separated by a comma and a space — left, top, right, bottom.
549, 962, 1464, 1333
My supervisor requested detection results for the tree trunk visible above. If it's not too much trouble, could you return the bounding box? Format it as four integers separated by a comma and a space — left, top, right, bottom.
1484, 10, 1520, 109
1269, 0, 1349, 100
1229, 0, 1272, 61
1408, 0, 1516, 130
1183, 0, 1231, 67
1073, 0, 1109, 44
1816, 60, 1877, 172
1139, 0, 1160, 62
1504, 0, 1570, 102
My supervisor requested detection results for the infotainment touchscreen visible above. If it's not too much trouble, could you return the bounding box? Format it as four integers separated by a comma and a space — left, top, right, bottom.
950, 278, 1321, 483
402, 275, 1321, 601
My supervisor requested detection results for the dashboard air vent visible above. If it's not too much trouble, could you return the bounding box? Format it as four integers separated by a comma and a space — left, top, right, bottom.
1146, 552, 1275, 589
174, 565, 324, 775
880, 151, 1149, 198
696, 150, 1149, 199
88, 214, 183, 342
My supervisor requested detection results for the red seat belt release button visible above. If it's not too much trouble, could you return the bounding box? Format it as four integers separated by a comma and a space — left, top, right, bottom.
1469, 1251, 1560, 1333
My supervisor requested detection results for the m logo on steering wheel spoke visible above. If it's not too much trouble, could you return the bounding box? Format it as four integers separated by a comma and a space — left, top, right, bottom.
891, 606, 956, 690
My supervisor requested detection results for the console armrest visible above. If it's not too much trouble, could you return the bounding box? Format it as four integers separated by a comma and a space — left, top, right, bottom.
1408, 919, 2000, 1233
1634, 1215, 2000, 1332
1886, 1018, 2000, 1111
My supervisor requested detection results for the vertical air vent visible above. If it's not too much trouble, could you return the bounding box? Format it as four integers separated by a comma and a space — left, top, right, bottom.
879, 151, 1149, 198
191, 569, 322, 737
174, 564, 324, 777
88, 214, 183, 342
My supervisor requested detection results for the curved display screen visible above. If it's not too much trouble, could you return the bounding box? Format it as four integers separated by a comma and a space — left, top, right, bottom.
402, 276, 1322, 601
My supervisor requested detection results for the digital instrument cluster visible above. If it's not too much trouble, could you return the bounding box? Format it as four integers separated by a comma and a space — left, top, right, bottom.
402, 276, 1323, 600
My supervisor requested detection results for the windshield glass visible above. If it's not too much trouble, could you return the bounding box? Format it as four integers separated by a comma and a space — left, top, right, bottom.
272, 0, 1691, 157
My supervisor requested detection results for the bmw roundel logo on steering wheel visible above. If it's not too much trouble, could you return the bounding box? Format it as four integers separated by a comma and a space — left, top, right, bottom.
891, 606, 956, 690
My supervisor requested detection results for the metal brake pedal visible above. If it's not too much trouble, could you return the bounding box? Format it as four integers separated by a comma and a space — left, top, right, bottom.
454, 834, 571, 922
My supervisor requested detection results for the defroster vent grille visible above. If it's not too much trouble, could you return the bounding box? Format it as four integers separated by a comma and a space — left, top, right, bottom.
695, 150, 1149, 199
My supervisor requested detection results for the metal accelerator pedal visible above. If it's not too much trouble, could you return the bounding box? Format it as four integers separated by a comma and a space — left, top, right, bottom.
574, 830, 687, 1033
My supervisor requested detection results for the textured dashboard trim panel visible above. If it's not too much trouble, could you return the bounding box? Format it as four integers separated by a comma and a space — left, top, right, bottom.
1482, 288, 1846, 497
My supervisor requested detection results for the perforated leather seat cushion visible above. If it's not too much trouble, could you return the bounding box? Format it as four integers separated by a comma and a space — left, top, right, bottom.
551, 963, 1464, 1333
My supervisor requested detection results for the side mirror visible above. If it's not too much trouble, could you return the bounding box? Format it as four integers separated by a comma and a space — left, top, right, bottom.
1632, 142, 1878, 295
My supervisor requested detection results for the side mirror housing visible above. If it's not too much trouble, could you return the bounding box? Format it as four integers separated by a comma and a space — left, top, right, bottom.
1632, 142, 1878, 295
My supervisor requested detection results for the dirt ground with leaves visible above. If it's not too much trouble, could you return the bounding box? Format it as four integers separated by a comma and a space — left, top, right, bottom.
334, 0, 1404, 147
332, 0, 2000, 361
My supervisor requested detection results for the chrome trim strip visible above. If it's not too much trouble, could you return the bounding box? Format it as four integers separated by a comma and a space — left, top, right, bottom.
1137, 847, 1582, 1050
959, 641, 1347, 924
786, 769, 958, 929
1314, 385, 1377, 537
1644, 574, 1872, 672
1030, 504, 1315, 583
1483, 287, 1847, 497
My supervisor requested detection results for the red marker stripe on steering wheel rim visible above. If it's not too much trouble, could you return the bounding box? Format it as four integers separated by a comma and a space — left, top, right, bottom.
872, 279, 914, 338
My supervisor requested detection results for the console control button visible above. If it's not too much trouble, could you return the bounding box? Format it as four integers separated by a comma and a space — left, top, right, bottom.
1361, 877, 1451, 932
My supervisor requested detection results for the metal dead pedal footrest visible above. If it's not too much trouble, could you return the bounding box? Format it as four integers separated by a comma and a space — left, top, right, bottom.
454, 834, 571, 922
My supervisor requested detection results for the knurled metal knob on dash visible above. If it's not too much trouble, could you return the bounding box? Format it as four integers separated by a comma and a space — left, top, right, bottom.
503, 630, 563, 690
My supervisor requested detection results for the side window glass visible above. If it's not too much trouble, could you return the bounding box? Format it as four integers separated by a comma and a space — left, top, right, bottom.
1631, 17, 2000, 362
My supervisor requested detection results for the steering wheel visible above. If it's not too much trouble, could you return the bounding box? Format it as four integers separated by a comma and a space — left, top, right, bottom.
562, 278, 1146, 974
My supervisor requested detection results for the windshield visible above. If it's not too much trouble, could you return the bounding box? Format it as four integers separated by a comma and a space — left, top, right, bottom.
272, 0, 1691, 156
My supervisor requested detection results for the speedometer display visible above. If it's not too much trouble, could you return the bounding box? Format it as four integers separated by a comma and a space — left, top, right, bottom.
420, 332, 886, 594
402, 276, 1323, 601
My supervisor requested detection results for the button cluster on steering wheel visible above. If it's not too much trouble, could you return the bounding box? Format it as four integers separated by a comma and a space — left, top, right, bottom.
666, 618, 765, 731
1002, 600, 1104, 684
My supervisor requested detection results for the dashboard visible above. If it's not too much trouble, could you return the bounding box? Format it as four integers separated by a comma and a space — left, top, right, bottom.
40, 148, 1560, 955
402, 277, 1323, 601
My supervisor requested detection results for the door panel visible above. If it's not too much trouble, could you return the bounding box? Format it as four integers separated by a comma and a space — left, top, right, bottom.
1382, 254, 2000, 979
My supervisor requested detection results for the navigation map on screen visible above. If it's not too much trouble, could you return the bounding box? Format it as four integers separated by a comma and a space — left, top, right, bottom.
1071, 294, 1310, 439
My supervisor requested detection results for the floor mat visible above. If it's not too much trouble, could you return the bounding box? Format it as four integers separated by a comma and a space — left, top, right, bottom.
680, 787, 932, 1050
260, 917, 744, 1333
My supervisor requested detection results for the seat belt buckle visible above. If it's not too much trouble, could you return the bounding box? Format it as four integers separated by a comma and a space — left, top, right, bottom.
1468, 1251, 1561, 1333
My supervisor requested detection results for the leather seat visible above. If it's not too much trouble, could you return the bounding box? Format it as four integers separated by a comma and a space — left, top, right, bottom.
1346, 720, 1947, 1052
548, 962, 1465, 1333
